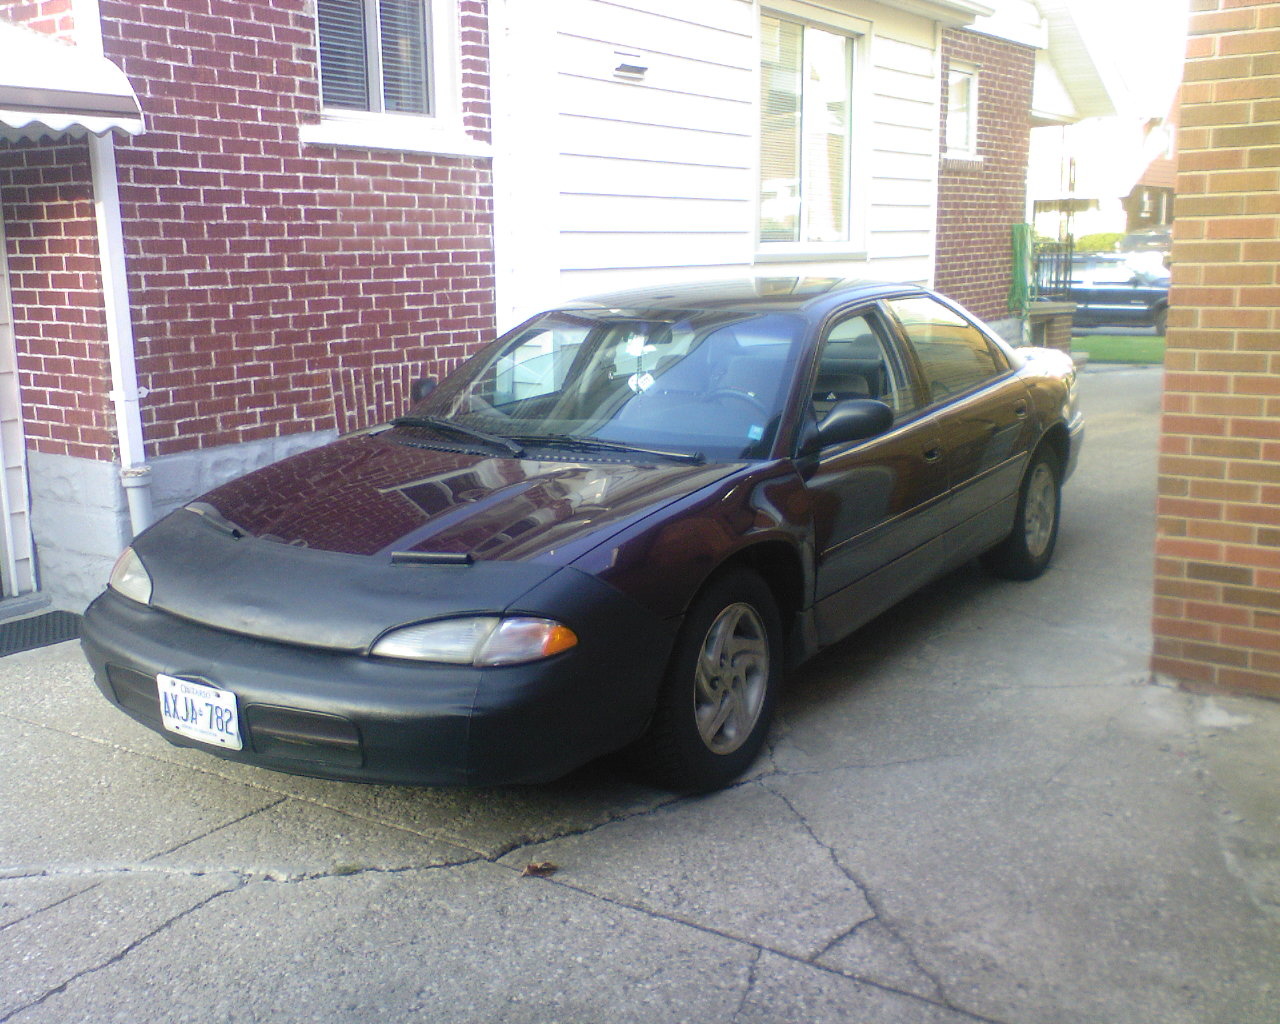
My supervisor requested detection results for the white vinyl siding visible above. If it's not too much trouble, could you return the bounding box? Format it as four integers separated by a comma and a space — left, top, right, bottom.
863, 19, 940, 282
491, 0, 946, 325
553, 0, 756, 284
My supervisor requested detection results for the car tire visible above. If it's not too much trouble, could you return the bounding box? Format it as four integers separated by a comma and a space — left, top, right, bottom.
632, 569, 782, 793
982, 448, 1061, 581
1154, 307, 1168, 336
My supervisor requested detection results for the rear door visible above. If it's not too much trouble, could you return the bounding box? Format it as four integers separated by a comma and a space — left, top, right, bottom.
882, 295, 1037, 562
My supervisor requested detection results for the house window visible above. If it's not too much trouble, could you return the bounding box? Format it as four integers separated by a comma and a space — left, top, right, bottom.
945, 63, 978, 157
317, 0, 431, 115
759, 13, 855, 246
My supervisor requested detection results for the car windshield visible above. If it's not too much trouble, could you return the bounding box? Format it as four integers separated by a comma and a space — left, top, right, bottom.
406, 308, 809, 461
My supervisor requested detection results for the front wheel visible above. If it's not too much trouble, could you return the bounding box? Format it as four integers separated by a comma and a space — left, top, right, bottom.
982, 450, 1061, 581
632, 569, 782, 793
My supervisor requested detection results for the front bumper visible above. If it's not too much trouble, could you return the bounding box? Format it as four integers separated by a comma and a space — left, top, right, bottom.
81, 589, 674, 786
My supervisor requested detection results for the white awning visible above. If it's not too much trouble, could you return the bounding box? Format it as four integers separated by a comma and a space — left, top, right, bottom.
0, 20, 143, 142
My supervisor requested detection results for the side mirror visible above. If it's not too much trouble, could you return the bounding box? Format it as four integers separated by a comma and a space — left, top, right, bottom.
801, 399, 893, 456
411, 377, 437, 403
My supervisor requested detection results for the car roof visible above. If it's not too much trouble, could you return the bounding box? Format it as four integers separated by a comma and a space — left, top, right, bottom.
562, 278, 926, 320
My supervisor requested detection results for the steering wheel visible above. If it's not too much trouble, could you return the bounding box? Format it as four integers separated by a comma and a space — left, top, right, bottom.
708, 388, 768, 418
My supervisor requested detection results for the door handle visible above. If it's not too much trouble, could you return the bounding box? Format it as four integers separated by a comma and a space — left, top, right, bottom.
923, 446, 942, 463
1014, 401, 1028, 418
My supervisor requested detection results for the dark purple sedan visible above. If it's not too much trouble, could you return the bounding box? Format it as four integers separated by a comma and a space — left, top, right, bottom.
81, 279, 1083, 791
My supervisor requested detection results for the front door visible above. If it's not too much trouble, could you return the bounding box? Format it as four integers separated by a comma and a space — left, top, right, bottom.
803, 308, 950, 646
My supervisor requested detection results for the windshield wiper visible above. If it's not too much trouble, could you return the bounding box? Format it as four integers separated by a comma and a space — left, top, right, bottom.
509, 433, 704, 465
392, 416, 524, 458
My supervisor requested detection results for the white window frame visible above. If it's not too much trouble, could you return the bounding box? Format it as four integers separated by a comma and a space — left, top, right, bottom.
944, 60, 979, 160
756, 1, 870, 263
300, 0, 489, 158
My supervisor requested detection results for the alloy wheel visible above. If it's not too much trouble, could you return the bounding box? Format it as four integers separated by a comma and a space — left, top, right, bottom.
693, 602, 769, 755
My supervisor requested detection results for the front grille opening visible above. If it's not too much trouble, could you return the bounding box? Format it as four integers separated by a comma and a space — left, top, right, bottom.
245, 704, 363, 768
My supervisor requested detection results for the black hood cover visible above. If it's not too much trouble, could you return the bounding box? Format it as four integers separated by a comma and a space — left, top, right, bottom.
196, 432, 737, 563
133, 433, 738, 650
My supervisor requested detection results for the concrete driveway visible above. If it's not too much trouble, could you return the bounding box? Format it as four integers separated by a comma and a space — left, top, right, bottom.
2, 367, 1277, 1024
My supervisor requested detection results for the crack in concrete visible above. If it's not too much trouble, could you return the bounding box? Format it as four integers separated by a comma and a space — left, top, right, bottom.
729, 946, 764, 1023
2, 770, 1019, 1024
0, 880, 245, 1023
760, 781, 994, 1022
480, 791, 690, 863
138, 796, 291, 865
0, 880, 103, 935
520, 865, 1011, 1024
810, 909, 878, 963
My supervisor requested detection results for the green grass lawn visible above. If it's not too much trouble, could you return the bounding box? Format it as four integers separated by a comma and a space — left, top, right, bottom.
1070, 333, 1166, 365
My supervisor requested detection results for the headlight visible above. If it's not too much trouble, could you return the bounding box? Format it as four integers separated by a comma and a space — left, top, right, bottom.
108, 546, 153, 605
370, 616, 578, 666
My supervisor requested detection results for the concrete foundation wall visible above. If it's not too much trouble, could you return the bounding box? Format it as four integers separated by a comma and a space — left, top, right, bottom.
28, 430, 335, 610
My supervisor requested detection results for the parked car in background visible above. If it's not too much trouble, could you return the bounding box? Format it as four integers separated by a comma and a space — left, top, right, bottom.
81, 279, 1084, 793
1068, 253, 1170, 334
1116, 227, 1172, 254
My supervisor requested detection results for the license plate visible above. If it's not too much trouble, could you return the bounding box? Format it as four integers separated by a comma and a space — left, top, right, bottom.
157, 674, 242, 750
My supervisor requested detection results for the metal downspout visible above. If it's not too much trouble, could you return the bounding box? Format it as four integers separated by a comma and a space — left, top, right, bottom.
89, 132, 153, 536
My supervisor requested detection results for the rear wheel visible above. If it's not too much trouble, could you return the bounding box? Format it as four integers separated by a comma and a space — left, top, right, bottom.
982, 449, 1061, 581
633, 569, 781, 792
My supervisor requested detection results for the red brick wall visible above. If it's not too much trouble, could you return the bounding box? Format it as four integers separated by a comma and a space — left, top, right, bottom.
0, 141, 116, 460
1152, 0, 1280, 699
0, 8, 114, 461
100, 0, 496, 456
934, 29, 1034, 324
2, 0, 496, 464
0, 0, 74, 37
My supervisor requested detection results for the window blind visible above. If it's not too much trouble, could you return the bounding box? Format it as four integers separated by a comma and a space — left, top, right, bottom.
318, 0, 370, 110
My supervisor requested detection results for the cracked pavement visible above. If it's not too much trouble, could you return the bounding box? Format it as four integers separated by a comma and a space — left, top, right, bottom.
2, 368, 1278, 1023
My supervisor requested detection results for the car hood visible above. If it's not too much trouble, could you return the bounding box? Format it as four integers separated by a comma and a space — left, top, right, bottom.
130, 433, 740, 650
197, 431, 740, 562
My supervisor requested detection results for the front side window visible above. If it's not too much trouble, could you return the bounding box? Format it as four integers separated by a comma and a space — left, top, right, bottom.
885, 296, 1008, 403
318, 0, 431, 115
759, 13, 855, 246
814, 313, 918, 420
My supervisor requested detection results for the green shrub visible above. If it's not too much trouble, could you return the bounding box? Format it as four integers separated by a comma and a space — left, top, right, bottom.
1075, 232, 1125, 253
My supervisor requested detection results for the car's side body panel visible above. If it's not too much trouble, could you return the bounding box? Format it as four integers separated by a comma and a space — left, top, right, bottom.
804, 416, 950, 647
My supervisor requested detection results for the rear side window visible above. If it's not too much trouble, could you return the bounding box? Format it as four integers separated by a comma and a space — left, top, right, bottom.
885, 296, 1008, 403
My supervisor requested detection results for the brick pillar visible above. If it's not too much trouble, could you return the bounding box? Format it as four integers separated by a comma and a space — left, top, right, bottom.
1151, 0, 1280, 698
